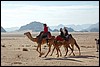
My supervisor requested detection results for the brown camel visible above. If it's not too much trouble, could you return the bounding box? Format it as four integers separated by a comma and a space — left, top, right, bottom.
50, 34, 81, 57
24, 32, 80, 58
24, 32, 56, 57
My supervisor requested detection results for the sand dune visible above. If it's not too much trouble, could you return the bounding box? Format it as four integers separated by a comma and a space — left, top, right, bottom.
1, 32, 99, 66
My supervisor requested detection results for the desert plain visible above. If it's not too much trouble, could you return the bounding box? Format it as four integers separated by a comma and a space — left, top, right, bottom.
1, 32, 99, 66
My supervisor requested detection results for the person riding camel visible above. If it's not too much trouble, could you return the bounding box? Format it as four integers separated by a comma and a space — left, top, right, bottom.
37, 24, 51, 45
64, 27, 69, 41
59, 28, 66, 39
56, 28, 66, 41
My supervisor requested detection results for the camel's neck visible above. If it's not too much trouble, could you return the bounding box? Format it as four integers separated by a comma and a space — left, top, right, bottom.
26, 33, 37, 42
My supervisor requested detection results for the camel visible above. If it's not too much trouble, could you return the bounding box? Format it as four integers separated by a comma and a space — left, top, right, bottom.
24, 32, 81, 58
24, 32, 56, 57
50, 34, 81, 57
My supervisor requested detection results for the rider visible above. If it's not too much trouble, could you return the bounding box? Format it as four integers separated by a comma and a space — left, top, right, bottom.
64, 27, 69, 41
38, 24, 50, 45
59, 28, 66, 40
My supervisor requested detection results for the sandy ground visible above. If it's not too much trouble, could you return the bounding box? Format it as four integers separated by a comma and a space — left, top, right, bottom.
1, 32, 99, 66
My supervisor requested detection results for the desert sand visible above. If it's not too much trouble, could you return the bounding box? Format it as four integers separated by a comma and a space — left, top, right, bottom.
1, 32, 99, 66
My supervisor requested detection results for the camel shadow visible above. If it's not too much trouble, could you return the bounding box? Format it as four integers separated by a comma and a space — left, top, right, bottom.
43, 55, 98, 62
44, 57, 82, 62
66, 55, 98, 59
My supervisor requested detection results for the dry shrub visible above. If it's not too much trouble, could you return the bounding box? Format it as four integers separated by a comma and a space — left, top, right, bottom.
34, 45, 37, 47
44, 45, 47, 47
1, 45, 6, 47
26, 45, 31, 47
23, 48, 28, 51
13, 61, 22, 64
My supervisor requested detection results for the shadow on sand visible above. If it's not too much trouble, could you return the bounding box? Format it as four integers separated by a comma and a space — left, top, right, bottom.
43, 55, 98, 62
67, 55, 98, 58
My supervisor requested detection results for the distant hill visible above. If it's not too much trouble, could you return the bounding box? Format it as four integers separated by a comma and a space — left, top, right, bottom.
18, 21, 74, 32
52, 29, 59, 32
67, 27, 74, 32
50, 24, 92, 31
52, 27, 74, 32
66, 24, 92, 31
8, 21, 98, 32
87, 22, 99, 32
49, 24, 74, 32
49, 24, 65, 30
1, 26, 6, 32
49, 24, 74, 31
90, 28, 99, 32
5, 27, 19, 32
18, 21, 52, 32
50, 23, 99, 32
80, 22, 99, 32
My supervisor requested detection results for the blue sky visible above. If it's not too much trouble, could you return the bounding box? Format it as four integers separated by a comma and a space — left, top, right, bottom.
1, 1, 99, 28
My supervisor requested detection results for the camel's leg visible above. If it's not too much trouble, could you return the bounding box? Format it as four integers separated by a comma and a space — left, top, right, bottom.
69, 44, 74, 56
36, 45, 41, 57
64, 46, 68, 57
37, 44, 42, 57
58, 48, 62, 57
74, 41, 81, 56
56, 47, 59, 57
44, 44, 51, 57
68, 45, 75, 56
36, 45, 40, 54
50, 47, 55, 56
39, 44, 42, 57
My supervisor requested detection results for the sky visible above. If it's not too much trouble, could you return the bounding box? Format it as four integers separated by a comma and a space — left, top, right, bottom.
1, 1, 99, 28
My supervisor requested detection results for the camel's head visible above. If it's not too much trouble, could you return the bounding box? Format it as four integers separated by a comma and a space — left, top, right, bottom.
24, 32, 30, 36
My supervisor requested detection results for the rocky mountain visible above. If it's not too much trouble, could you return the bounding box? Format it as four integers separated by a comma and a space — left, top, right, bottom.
87, 22, 99, 32
67, 27, 74, 32
50, 24, 92, 31
49, 24, 65, 30
90, 28, 99, 32
66, 24, 92, 31
5, 21, 98, 32
18, 21, 52, 32
50, 23, 99, 32
52, 27, 74, 32
52, 29, 59, 32
5, 27, 19, 32
80, 22, 99, 32
1, 26, 6, 32
18, 21, 74, 32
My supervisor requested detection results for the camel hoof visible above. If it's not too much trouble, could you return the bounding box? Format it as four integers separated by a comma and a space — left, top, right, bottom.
64, 55, 66, 57
68, 54, 71, 56
57, 56, 59, 57
39, 55, 41, 57
73, 54, 75, 56
50, 55, 52, 56
44, 56, 47, 57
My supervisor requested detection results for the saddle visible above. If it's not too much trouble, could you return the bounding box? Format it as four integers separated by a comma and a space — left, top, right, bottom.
56, 35, 64, 41
37, 31, 51, 39
56, 34, 72, 41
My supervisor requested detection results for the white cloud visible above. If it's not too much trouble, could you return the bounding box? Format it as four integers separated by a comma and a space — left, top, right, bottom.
1, 3, 99, 28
